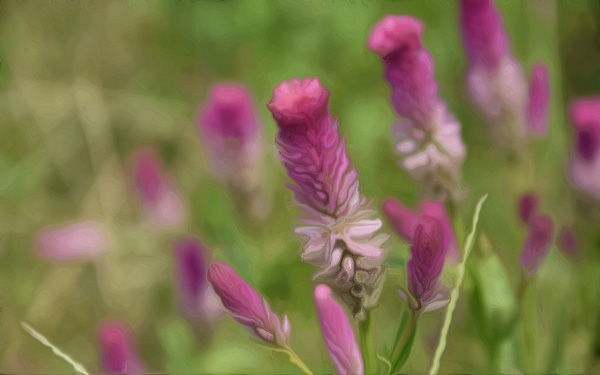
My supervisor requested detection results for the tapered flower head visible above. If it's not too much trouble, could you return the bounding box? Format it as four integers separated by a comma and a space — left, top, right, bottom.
518, 192, 539, 224
268, 78, 388, 320
520, 215, 554, 278
97, 321, 145, 375
199, 83, 262, 175
557, 226, 579, 259
35, 221, 109, 262
368, 16, 465, 199
207, 262, 290, 348
568, 98, 600, 203
313, 284, 363, 375
131, 148, 185, 227
527, 64, 550, 135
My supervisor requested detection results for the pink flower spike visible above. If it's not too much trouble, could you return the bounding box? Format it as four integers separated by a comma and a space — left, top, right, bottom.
527, 64, 550, 136
568, 98, 600, 203
207, 262, 290, 348
97, 321, 145, 375
520, 215, 554, 278
557, 226, 579, 259
313, 284, 364, 375
131, 148, 186, 228
382, 198, 420, 243
199, 83, 262, 175
518, 192, 539, 224
35, 221, 109, 262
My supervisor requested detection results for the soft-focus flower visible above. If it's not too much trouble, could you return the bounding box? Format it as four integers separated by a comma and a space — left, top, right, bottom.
172, 237, 222, 322
313, 284, 363, 375
383, 198, 455, 311
518, 192, 539, 224
97, 321, 145, 375
198, 83, 269, 221
527, 64, 550, 136
131, 147, 186, 228
460, 0, 548, 149
35, 221, 109, 262
520, 215, 554, 278
207, 262, 290, 348
368, 16, 466, 200
267, 77, 388, 320
568, 98, 600, 203
557, 226, 579, 259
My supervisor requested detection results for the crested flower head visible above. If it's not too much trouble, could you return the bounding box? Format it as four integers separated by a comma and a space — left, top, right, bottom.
199, 83, 262, 175
368, 16, 465, 200
518, 192, 539, 224
527, 64, 550, 136
35, 221, 109, 262
568, 98, 600, 203
131, 148, 185, 228
313, 284, 364, 375
520, 214, 554, 278
268, 78, 388, 320
207, 262, 290, 348
97, 321, 145, 375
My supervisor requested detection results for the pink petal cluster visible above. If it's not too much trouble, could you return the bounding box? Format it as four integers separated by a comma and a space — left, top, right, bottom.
131, 147, 186, 228
172, 237, 222, 323
460, 0, 550, 149
35, 221, 109, 262
267, 78, 389, 320
568, 98, 600, 203
368, 16, 466, 200
520, 215, 554, 278
97, 321, 145, 375
207, 262, 291, 348
383, 198, 456, 311
313, 284, 364, 375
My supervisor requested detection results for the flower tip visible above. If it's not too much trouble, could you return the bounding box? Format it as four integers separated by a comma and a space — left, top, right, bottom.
313, 284, 332, 302
267, 77, 330, 130
367, 15, 423, 57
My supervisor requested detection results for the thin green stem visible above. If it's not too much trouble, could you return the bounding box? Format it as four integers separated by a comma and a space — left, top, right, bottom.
389, 308, 418, 374
359, 311, 375, 374
286, 349, 314, 375
429, 194, 488, 375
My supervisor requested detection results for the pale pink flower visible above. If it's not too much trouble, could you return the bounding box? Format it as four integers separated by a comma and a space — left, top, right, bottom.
35, 221, 109, 262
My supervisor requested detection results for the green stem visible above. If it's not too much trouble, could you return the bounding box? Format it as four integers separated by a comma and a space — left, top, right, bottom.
359, 311, 375, 374
286, 349, 314, 375
389, 308, 418, 374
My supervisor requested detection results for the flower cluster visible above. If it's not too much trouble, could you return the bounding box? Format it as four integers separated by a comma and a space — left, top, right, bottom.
460, 0, 550, 151
267, 78, 389, 320
368, 16, 466, 201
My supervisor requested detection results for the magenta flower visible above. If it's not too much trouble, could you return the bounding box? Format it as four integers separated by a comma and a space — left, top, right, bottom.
131, 147, 185, 228
267, 78, 389, 320
557, 226, 579, 259
520, 215, 554, 278
460, 0, 546, 149
368, 16, 466, 200
97, 321, 145, 375
313, 284, 364, 375
518, 192, 539, 224
568, 98, 600, 203
207, 262, 291, 348
527, 64, 550, 136
383, 198, 455, 311
172, 237, 222, 322
35, 221, 109, 262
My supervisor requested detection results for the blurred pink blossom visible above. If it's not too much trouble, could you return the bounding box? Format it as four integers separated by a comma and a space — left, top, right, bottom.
527, 65, 550, 136
268, 78, 388, 320
520, 215, 554, 278
518, 192, 539, 224
35, 221, 109, 262
313, 284, 363, 375
557, 226, 579, 259
97, 321, 145, 375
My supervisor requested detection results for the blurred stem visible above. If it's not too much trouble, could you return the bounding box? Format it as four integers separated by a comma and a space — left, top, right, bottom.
285, 349, 313, 375
389, 308, 417, 374
359, 311, 375, 374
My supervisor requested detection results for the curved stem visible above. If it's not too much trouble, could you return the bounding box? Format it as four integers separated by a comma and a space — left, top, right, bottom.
359, 311, 375, 374
389, 308, 418, 374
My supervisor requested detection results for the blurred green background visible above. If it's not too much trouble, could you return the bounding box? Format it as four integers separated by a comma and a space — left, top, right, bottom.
1, 0, 599, 373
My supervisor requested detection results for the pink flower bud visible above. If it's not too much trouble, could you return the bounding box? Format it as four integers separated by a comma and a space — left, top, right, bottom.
520, 215, 554, 278
527, 64, 550, 136
518, 192, 539, 224
313, 284, 363, 375
97, 321, 145, 375
131, 148, 185, 227
207, 262, 290, 348
35, 221, 108, 262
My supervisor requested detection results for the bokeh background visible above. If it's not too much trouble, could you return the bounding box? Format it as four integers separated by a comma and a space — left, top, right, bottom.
1, 0, 599, 373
